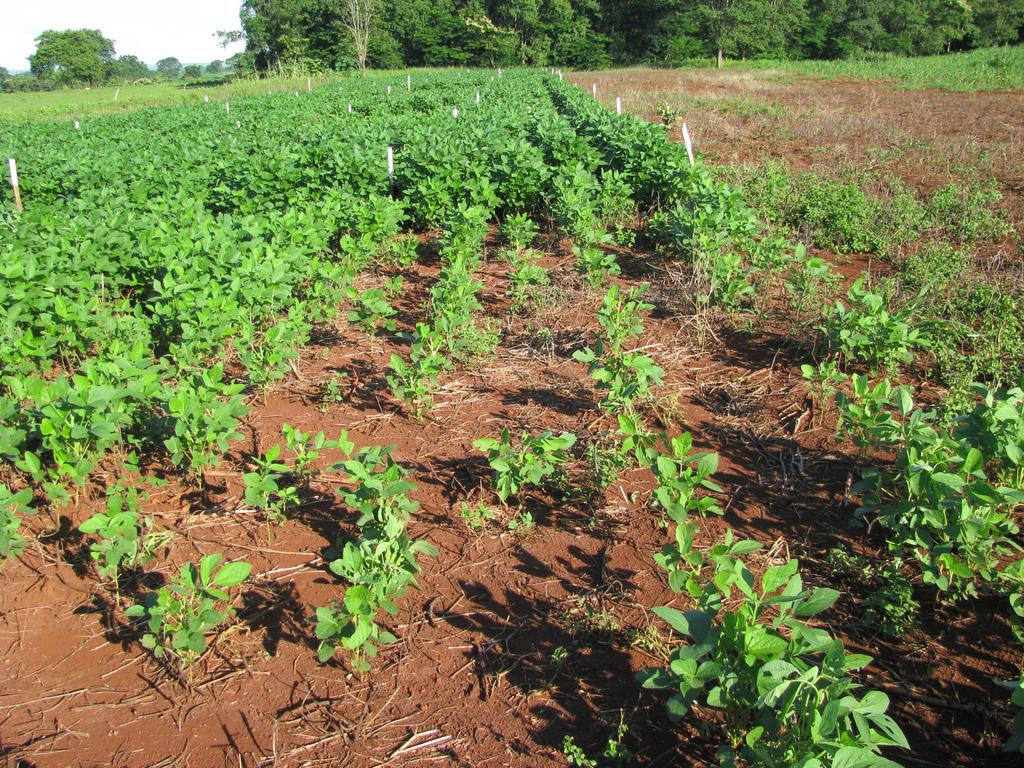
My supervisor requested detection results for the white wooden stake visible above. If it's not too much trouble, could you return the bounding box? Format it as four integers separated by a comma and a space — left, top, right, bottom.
682, 122, 695, 166
113, 87, 120, 102
8, 158, 22, 212
616, 96, 622, 115
475, 91, 480, 104
386, 146, 394, 192
225, 101, 230, 113
348, 103, 352, 113
387, 84, 392, 95
592, 83, 597, 98
307, 77, 311, 92
498, 67, 502, 78
558, 71, 563, 80
406, 74, 411, 91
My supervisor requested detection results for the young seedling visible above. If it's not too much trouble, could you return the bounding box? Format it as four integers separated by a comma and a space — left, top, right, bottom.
126, 553, 251, 665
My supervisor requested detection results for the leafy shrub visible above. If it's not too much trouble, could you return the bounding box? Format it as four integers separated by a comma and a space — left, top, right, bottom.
126, 553, 251, 664
317, 443, 435, 670
928, 181, 1011, 244
79, 485, 164, 583
641, 526, 908, 767
821, 280, 930, 373
574, 286, 665, 412
386, 323, 452, 419
163, 364, 249, 477
474, 428, 576, 504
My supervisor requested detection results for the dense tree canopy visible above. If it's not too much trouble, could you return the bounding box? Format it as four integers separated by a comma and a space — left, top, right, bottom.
233, 0, 1023, 72
110, 55, 151, 81
156, 57, 184, 78
29, 29, 116, 87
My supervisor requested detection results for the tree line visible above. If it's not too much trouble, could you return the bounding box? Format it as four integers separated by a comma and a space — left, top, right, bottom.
237, 0, 1024, 73
0, 29, 232, 92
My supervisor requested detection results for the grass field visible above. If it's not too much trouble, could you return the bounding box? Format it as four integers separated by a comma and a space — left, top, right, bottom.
0, 73, 355, 122
675, 44, 1024, 91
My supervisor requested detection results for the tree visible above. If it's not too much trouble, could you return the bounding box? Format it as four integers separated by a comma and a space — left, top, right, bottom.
156, 57, 183, 78
183, 64, 203, 79
342, 0, 377, 73
110, 55, 150, 81
29, 29, 115, 87
206, 59, 224, 73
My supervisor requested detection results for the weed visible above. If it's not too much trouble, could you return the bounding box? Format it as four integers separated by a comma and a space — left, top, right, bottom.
458, 500, 496, 530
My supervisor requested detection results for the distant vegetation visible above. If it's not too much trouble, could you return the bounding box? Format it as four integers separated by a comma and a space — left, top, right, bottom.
232, 0, 1023, 74
718, 44, 1024, 91
0, 29, 235, 93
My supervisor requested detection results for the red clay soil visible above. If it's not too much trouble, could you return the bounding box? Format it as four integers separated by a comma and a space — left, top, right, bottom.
2, 223, 1021, 768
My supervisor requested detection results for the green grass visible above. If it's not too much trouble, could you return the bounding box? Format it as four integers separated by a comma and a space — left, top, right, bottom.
0, 74, 357, 122
678, 45, 1024, 92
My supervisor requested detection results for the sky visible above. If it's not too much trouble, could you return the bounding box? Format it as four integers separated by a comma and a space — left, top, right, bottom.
1, 0, 246, 71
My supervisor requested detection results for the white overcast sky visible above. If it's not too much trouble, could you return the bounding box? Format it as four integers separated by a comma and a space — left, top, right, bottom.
1, 0, 246, 71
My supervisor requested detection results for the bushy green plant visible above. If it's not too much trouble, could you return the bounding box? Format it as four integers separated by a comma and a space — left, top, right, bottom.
347, 276, 403, 334
784, 248, 840, 325
574, 286, 665, 412
928, 181, 1011, 244
648, 432, 724, 523
243, 444, 300, 526
500, 213, 539, 253
641, 526, 908, 767
854, 385, 1024, 600
317, 442, 435, 670
126, 553, 251, 664
835, 374, 914, 451
821, 280, 930, 373
163, 363, 248, 477
474, 428, 577, 504
239, 316, 307, 391
999, 674, 1024, 753
386, 323, 452, 419
506, 249, 549, 313
79, 485, 164, 583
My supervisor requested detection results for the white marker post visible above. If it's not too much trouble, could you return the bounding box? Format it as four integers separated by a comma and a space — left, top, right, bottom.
452, 107, 459, 119
407, 74, 411, 91
475, 91, 480, 104
8, 158, 22, 212
307, 77, 311, 92
558, 71, 563, 81
387, 84, 392, 95
225, 101, 230, 113
615, 96, 622, 115
386, 146, 394, 194
348, 103, 352, 113
498, 67, 502, 78
114, 87, 120, 101
682, 122, 695, 166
